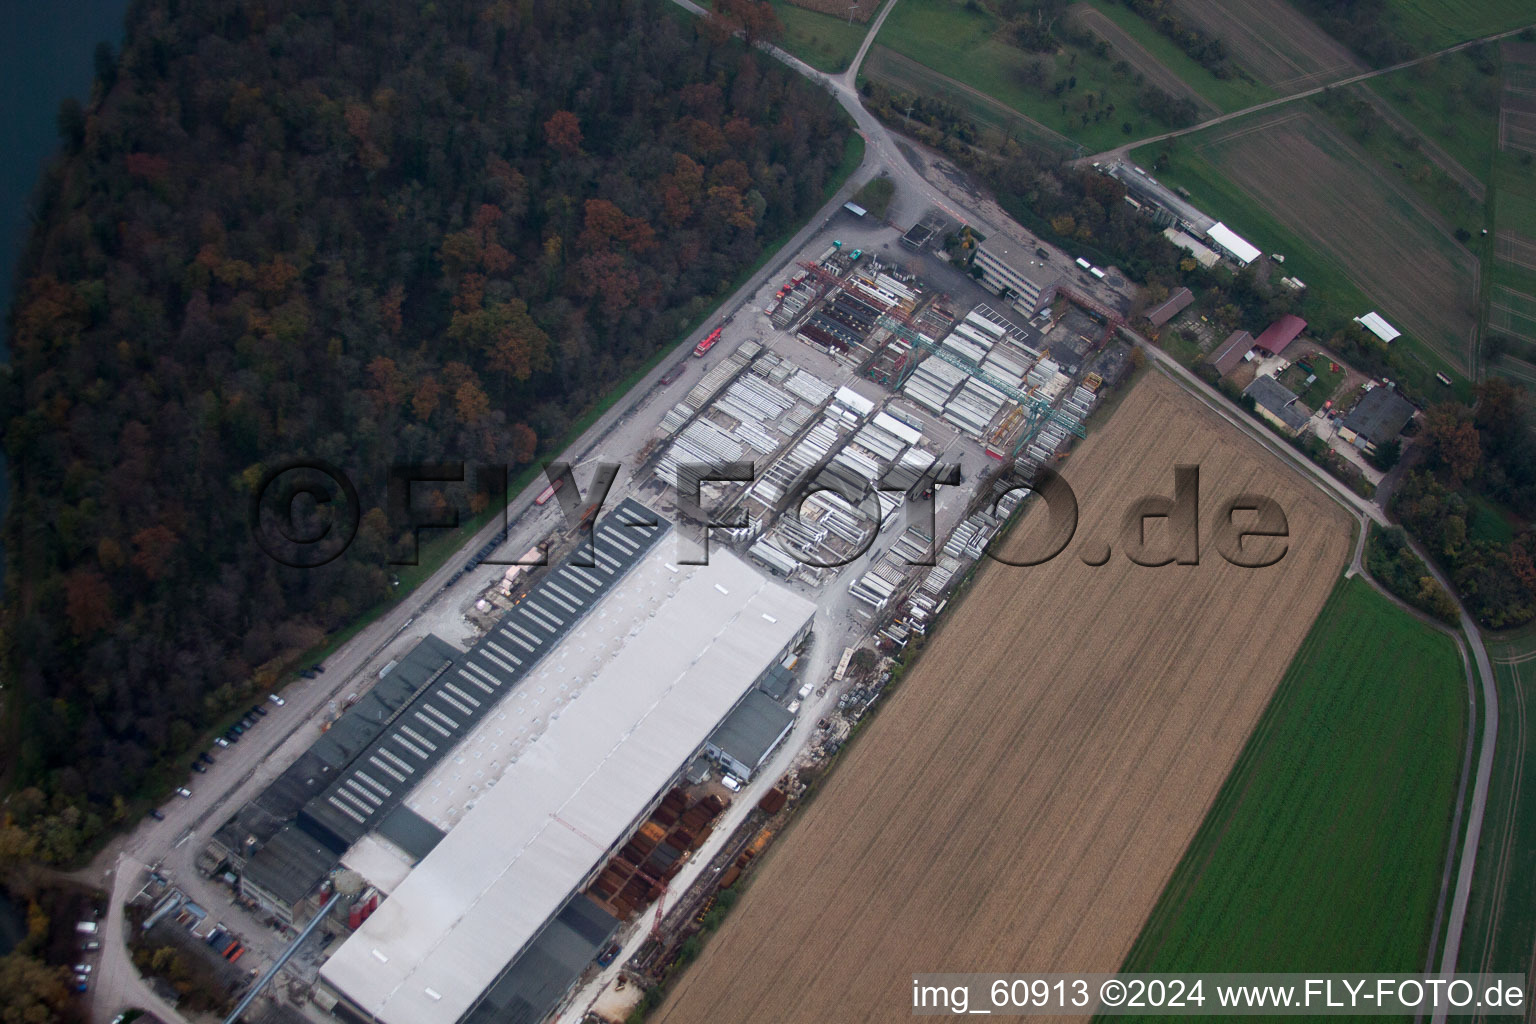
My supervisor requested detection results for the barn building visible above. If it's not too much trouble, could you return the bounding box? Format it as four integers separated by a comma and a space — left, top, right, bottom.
1253, 315, 1307, 357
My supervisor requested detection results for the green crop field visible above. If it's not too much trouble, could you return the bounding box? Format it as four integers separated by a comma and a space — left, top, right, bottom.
873, 0, 1206, 151
1314, 87, 1485, 236
1120, 577, 1466, 985
1467, 494, 1519, 545
1081, 0, 1274, 112
1366, 49, 1502, 187
770, 0, 871, 73
1488, 45, 1536, 385
1383, 0, 1535, 52
1457, 646, 1536, 982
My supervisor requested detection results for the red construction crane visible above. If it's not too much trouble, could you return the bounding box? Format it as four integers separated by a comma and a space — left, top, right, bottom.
649, 881, 670, 942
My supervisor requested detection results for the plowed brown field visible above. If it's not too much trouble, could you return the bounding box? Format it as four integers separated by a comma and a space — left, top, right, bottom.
655, 372, 1353, 1024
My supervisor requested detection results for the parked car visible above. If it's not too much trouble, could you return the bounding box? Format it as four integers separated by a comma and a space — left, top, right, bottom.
191, 762, 207, 774
175, 787, 192, 799
74, 977, 88, 993
148, 808, 165, 821
314, 664, 326, 673
74, 964, 92, 974
214, 736, 230, 748
720, 775, 742, 792
269, 692, 287, 704
250, 704, 267, 717
198, 751, 214, 764
82, 940, 100, 952
231, 723, 245, 735
223, 731, 239, 744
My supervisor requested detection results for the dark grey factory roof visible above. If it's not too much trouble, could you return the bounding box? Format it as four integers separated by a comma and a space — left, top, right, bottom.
241, 824, 338, 907
461, 898, 617, 1024
298, 499, 667, 853
309, 634, 460, 768
375, 804, 444, 862
211, 634, 459, 859
757, 661, 796, 701
1341, 386, 1416, 443
1244, 375, 1311, 433
708, 690, 795, 771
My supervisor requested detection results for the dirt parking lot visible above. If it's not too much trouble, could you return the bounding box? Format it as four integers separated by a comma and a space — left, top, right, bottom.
655, 371, 1353, 1024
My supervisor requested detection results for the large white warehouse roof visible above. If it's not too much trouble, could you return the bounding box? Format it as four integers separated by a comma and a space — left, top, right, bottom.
319, 546, 815, 1024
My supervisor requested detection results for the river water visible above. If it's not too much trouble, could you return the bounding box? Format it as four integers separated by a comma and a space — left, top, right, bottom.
0, 890, 22, 955
0, 1, 132, 589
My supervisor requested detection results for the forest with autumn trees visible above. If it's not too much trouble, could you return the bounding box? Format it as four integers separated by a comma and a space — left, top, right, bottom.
0, 0, 849, 862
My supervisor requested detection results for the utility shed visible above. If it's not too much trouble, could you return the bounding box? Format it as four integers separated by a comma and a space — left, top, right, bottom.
706, 690, 796, 780
1144, 287, 1193, 327
1209, 330, 1255, 376
1339, 387, 1415, 450
1244, 375, 1311, 434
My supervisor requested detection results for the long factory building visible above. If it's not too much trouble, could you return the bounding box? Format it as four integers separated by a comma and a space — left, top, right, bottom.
315, 498, 817, 1024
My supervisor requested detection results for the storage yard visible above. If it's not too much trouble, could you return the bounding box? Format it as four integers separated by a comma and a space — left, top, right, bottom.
652, 372, 1353, 1023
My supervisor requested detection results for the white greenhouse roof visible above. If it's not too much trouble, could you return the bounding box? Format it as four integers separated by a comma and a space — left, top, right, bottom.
320, 548, 815, 1024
